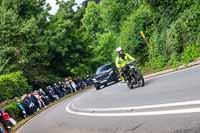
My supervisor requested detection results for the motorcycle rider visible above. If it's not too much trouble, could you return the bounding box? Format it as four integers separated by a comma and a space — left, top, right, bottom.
115, 47, 135, 81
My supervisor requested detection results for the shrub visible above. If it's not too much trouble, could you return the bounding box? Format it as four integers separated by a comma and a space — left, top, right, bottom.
0, 71, 31, 102
148, 30, 168, 70
166, 4, 200, 57
168, 53, 182, 68
182, 44, 200, 63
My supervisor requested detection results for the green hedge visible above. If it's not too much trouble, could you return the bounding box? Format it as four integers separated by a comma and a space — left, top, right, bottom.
0, 71, 31, 102
182, 44, 200, 63
4, 102, 22, 122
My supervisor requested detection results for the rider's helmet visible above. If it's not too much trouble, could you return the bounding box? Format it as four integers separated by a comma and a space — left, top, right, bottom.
116, 47, 124, 55
116, 47, 122, 52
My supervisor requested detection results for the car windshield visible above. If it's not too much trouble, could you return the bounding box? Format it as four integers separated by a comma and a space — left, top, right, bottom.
96, 64, 112, 74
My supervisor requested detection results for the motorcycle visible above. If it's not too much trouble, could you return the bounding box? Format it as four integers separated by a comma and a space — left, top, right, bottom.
121, 62, 145, 89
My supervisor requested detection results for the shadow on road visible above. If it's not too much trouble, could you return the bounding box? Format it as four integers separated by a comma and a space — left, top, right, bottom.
144, 78, 156, 86
97, 81, 120, 90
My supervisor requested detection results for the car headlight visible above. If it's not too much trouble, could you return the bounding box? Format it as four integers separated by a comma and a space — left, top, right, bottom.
92, 78, 98, 82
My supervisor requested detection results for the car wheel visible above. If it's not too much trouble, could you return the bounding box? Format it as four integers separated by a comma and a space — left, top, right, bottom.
117, 77, 121, 82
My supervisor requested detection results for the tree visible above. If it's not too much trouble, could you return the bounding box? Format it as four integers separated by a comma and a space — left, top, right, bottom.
82, 1, 103, 38
119, 4, 153, 64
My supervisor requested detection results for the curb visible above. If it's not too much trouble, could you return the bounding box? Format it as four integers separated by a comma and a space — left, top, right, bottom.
144, 59, 200, 79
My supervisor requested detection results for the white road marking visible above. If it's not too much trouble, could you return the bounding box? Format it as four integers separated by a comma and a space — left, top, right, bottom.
70, 100, 200, 112
66, 103, 200, 117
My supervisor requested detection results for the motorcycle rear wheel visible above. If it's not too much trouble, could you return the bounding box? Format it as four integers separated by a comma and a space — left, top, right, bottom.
127, 72, 144, 89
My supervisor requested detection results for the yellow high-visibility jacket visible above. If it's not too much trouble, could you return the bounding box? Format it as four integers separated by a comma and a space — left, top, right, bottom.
115, 53, 135, 69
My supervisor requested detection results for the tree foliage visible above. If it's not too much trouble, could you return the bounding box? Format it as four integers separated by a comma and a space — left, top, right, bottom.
0, 0, 199, 100
0, 72, 31, 102
83, 0, 200, 71
0, 0, 94, 90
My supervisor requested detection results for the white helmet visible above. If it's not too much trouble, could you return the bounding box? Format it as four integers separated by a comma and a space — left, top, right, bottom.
116, 47, 122, 52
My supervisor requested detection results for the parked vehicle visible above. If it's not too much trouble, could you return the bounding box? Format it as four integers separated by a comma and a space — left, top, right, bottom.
93, 63, 120, 90
121, 62, 144, 89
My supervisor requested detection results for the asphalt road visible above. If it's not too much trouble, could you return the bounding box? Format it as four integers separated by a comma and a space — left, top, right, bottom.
17, 65, 200, 133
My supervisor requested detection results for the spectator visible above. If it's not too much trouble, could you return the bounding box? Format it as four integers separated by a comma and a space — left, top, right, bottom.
30, 93, 40, 111
63, 79, 71, 94
69, 79, 77, 93
43, 87, 55, 102
0, 127, 3, 133
59, 82, 67, 95
15, 98, 27, 118
38, 88, 46, 96
53, 83, 64, 98
33, 91, 46, 108
38, 88, 50, 106
0, 109, 16, 131
65, 78, 74, 93
22, 94, 35, 115
74, 76, 82, 90
1, 75, 90, 127
48, 86, 59, 100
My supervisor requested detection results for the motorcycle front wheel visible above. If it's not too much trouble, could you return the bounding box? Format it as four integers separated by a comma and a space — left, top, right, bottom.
138, 73, 145, 87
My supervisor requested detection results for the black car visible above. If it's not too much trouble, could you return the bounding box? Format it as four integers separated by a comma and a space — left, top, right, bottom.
93, 63, 120, 90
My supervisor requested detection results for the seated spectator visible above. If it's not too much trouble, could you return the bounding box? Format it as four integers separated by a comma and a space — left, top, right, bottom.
53, 83, 64, 98
38, 88, 46, 96
43, 87, 55, 102
69, 79, 77, 93
30, 93, 40, 111
15, 97, 27, 118
64, 79, 71, 94
33, 91, 46, 108
0, 109, 16, 131
38, 88, 50, 106
0, 127, 3, 133
22, 94, 35, 115
58, 82, 67, 95
74, 77, 82, 90
48, 86, 59, 100
65, 78, 74, 93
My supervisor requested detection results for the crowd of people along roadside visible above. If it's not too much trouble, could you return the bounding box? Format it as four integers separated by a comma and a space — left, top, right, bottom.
0, 77, 92, 133
17, 77, 92, 118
